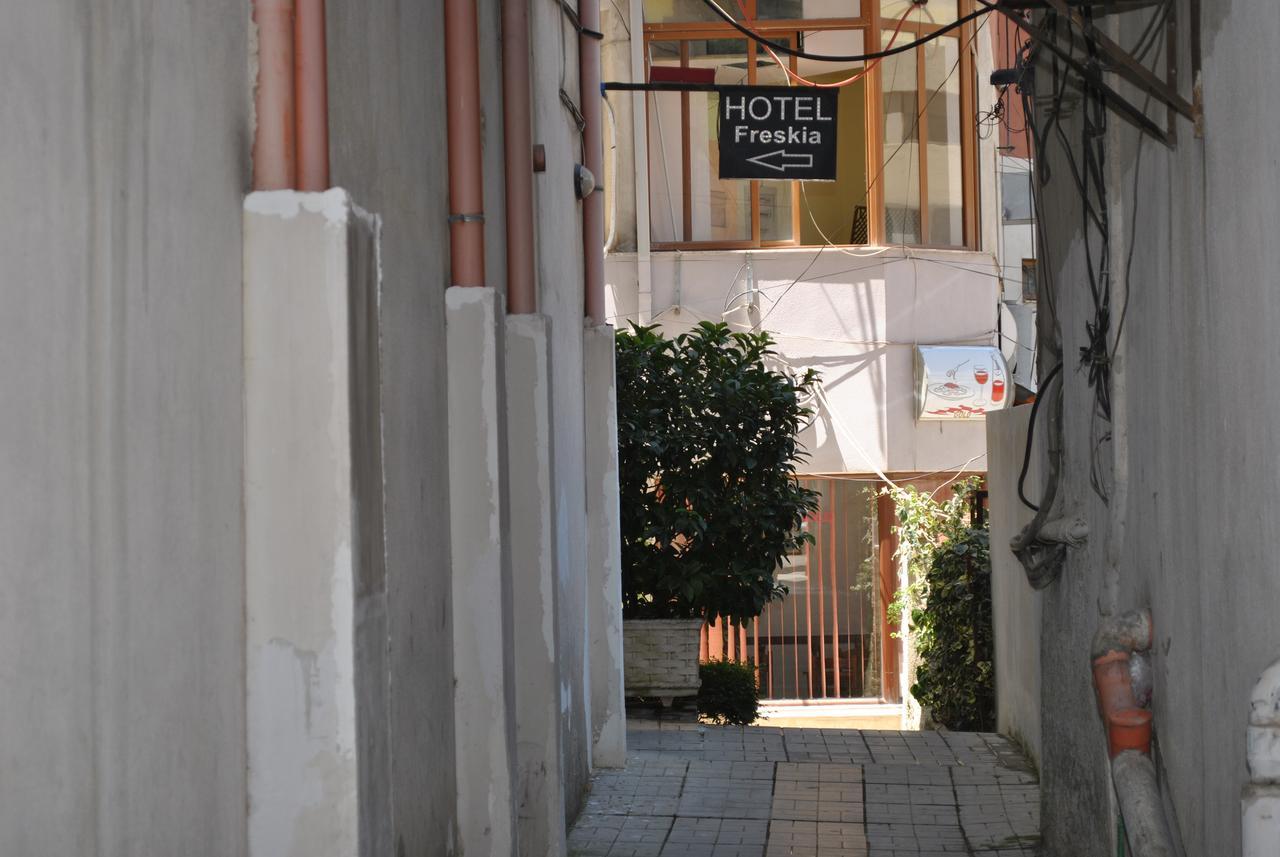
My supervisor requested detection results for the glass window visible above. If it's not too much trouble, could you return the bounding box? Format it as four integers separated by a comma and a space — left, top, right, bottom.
800, 79, 868, 245
1001, 169, 1033, 222
643, 0, 721, 25
924, 35, 963, 246
881, 0, 958, 23
689, 40, 753, 242
641, 9, 974, 249
880, 31, 920, 245
647, 0, 861, 21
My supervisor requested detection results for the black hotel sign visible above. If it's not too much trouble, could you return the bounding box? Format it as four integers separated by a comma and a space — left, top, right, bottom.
717, 86, 838, 181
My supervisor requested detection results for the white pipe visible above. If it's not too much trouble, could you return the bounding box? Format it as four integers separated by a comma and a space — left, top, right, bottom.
629, 0, 652, 323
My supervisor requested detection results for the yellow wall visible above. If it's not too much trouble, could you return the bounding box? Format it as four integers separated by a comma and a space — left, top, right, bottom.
800, 75, 868, 245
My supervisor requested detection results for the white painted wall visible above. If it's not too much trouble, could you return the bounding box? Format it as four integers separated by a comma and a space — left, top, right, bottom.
1026, 2, 1280, 854
243, 191, 391, 857
326, 3, 462, 851
986, 405, 1042, 764
0, 3, 248, 854
606, 247, 999, 474
529, 0, 595, 815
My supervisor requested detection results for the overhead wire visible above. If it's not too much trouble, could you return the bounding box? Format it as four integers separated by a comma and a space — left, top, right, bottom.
694, 0, 991, 64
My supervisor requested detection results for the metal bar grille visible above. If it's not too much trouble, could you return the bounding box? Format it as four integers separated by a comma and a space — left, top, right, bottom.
730, 477, 886, 700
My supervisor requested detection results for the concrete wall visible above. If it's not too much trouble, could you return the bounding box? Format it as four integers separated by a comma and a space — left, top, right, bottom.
605, 248, 999, 475
529, 0, 596, 816
243, 192, 390, 856
325, 2, 460, 850
986, 406, 1042, 764
1028, 1, 1280, 854
0, 3, 249, 854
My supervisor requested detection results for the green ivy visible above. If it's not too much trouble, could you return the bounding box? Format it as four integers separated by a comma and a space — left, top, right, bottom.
697, 660, 761, 726
616, 322, 820, 625
888, 478, 994, 731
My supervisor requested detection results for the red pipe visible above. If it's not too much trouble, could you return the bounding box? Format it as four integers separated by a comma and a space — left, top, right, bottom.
294, 0, 330, 191
443, 0, 487, 287
502, 0, 537, 313
579, 0, 605, 322
252, 0, 297, 191
1091, 610, 1155, 758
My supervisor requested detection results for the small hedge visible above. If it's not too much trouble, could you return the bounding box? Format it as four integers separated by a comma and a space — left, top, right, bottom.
697, 660, 760, 726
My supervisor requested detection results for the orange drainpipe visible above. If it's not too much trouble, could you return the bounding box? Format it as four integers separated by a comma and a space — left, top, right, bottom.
503, 0, 537, 313
1091, 608, 1154, 757
579, 0, 606, 322
443, 0, 487, 288
294, 0, 330, 191
252, 0, 297, 190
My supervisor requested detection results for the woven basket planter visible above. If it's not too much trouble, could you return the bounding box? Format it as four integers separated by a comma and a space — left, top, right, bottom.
623, 618, 704, 703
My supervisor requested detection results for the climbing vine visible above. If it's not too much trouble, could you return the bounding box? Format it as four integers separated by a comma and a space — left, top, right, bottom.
888, 478, 994, 731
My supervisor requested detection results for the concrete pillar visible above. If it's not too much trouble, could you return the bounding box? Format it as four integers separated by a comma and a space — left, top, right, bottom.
243, 190, 392, 855
505, 315, 569, 856
447, 286, 520, 857
583, 324, 627, 768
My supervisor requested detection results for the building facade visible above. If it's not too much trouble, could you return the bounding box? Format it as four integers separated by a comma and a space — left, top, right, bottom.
600, 0, 1020, 712
987, 0, 1280, 854
0, 1, 623, 855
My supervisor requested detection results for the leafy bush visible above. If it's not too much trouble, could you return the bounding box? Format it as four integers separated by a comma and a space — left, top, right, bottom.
616, 322, 820, 625
697, 660, 761, 725
890, 478, 994, 731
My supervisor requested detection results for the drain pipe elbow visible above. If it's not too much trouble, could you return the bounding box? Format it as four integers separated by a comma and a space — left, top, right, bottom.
1092, 609, 1154, 758
1245, 658, 1280, 856
1093, 608, 1153, 660
1092, 609, 1177, 857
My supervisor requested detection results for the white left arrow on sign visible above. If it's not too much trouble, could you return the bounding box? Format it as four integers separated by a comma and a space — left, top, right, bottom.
744, 149, 814, 172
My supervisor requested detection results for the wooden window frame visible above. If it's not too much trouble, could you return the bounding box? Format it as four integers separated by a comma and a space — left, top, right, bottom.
643, 0, 980, 252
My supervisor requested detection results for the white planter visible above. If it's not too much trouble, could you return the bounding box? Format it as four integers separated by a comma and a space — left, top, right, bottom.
623, 619, 704, 703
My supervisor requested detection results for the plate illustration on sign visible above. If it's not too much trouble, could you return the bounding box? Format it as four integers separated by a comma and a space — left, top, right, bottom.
718, 86, 838, 181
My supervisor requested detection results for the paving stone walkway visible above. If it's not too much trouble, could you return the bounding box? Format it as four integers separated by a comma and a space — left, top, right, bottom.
569, 721, 1040, 857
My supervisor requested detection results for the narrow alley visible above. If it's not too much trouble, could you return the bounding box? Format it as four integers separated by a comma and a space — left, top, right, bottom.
570, 721, 1040, 857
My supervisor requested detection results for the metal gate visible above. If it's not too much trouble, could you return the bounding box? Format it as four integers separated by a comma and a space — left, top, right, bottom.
702, 478, 888, 701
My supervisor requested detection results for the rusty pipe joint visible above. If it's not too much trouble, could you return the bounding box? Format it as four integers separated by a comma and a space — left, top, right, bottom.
1092, 609, 1154, 758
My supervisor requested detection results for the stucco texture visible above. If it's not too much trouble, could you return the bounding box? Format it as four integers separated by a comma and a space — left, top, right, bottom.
326, 1, 461, 852
0, 2, 249, 854
1031, 1, 1280, 854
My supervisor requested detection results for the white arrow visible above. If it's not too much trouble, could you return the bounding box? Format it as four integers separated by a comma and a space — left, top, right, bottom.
745, 149, 814, 172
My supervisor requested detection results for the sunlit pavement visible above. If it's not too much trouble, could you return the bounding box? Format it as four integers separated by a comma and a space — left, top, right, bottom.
569, 720, 1040, 857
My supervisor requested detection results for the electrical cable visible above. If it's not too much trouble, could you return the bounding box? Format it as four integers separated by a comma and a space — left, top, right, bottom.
1016, 362, 1061, 511
694, 0, 991, 64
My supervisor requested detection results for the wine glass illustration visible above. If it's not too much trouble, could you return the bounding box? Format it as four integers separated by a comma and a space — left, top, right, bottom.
973, 364, 989, 407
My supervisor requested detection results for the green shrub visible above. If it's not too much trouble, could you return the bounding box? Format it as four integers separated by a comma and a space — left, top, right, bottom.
697, 660, 761, 726
615, 322, 820, 625
890, 478, 994, 731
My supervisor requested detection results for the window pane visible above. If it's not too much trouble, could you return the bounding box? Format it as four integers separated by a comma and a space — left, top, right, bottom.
647, 42, 684, 243
924, 36, 963, 246
760, 181, 793, 241
880, 31, 919, 245
757, 0, 860, 19
1001, 168, 1033, 222
688, 39, 752, 241
643, 0, 719, 25
800, 84, 868, 243
881, 0, 958, 24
